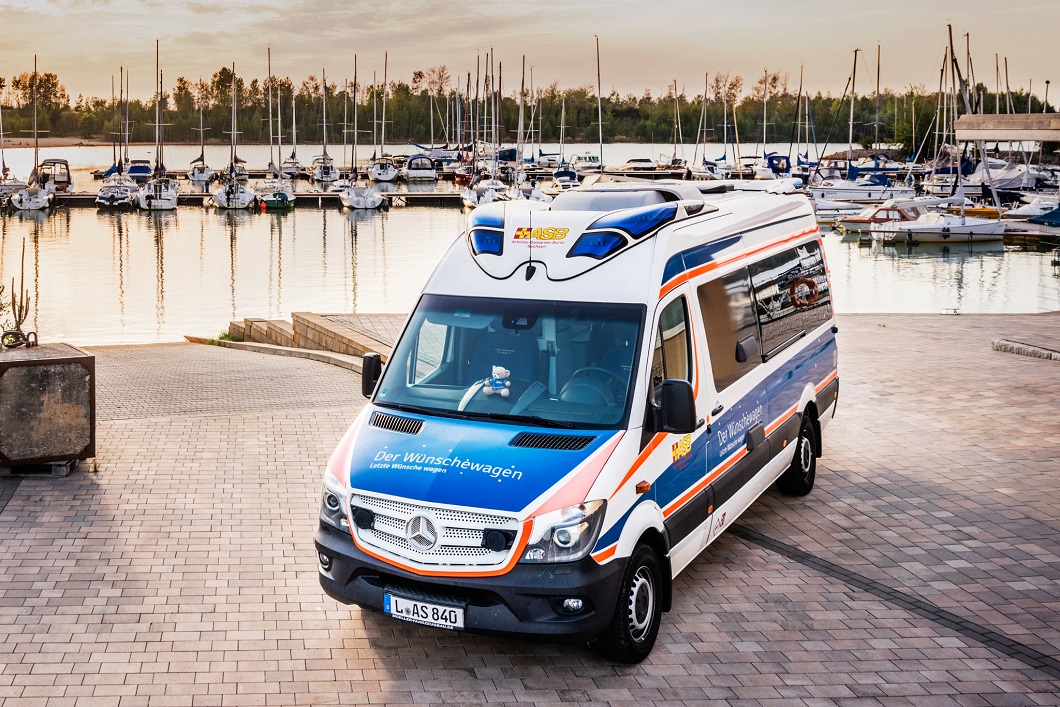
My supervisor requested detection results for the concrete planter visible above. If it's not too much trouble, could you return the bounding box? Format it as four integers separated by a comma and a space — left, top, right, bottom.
0, 343, 95, 472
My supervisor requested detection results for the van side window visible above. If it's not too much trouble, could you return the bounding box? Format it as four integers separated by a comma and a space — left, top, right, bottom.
747, 239, 833, 357
650, 297, 692, 398
697, 268, 761, 391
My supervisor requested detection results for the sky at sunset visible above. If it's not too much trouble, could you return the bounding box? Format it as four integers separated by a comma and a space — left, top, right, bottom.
0, 0, 1055, 103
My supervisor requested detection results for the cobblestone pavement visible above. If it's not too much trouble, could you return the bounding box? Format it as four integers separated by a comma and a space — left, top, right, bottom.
0, 315, 1058, 706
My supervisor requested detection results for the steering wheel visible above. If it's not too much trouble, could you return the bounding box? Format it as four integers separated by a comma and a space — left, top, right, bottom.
570, 367, 626, 388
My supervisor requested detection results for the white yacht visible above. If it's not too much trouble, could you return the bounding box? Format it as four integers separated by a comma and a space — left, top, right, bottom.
401, 154, 437, 181
368, 157, 398, 182
338, 184, 384, 209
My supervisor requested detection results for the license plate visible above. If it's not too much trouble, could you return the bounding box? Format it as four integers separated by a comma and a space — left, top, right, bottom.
384, 593, 465, 630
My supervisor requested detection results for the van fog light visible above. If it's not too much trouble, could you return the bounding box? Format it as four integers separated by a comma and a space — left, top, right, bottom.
318, 553, 332, 571
562, 598, 584, 613
524, 547, 547, 561
325, 494, 341, 510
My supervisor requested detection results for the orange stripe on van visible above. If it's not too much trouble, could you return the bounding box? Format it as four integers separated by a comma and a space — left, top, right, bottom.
609, 434, 667, 500
591, 544, 618, 563
662, 446, 747, 518
816, 370, 838, 392
658, 226, 820, 299
348, 518, 533, 578
531, 433, 624, 516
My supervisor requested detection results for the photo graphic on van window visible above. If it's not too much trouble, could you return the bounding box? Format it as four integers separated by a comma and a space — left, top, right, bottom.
375, 294, 646, 429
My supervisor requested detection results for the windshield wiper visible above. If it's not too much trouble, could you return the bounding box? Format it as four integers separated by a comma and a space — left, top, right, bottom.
374, 402, 467, 421
460, 411, 577, 429
377, 403, 577, 429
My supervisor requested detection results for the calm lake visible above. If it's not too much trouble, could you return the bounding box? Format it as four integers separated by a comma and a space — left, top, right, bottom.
1, 145, 1058, 345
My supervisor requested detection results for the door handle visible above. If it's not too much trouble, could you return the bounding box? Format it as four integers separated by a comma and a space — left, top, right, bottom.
711, 403, 724, 416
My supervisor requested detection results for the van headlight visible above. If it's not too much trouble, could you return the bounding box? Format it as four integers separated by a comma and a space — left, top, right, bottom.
520, 500, 606, 563
319, 474, 349, 530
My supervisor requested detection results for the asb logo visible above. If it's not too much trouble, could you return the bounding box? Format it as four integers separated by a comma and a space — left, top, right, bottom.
514, 227, 569, 241
671, 434, 692, 462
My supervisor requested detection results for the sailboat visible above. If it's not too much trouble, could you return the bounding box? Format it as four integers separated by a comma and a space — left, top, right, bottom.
260, 49, 296, 209
97, 69, 137, 209
281, 92, 304, 178
0, 76, 28, 204
10, 55, 56, 211
187, 80, 213, 185
339, 57, 383, 210
368, 55, 398, 182
312, 68, 340, 183
211, 64, 257, 209
137, 43, 179, 211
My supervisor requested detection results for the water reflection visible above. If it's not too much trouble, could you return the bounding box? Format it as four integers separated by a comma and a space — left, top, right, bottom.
0, 208, 1053, 345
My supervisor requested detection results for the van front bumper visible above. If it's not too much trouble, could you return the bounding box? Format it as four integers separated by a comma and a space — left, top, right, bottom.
314, 523, 625, 642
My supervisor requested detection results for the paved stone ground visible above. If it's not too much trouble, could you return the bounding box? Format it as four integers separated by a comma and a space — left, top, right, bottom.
0, 315, 1058, 706
322, 315, 407, 355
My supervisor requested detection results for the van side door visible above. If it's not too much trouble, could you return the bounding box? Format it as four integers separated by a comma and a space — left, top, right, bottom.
645, 289, 712, 557
693, 266, 771, 536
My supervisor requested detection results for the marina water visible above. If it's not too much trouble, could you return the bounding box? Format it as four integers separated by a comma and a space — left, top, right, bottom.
1, 145, 1057, 345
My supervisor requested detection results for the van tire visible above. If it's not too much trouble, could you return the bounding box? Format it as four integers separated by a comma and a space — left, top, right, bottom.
777, 415, 817, 496
595, 543, 663, 664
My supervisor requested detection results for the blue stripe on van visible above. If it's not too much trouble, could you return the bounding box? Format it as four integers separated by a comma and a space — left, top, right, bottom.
592, 328, 837, 554
661, 235, 742, 284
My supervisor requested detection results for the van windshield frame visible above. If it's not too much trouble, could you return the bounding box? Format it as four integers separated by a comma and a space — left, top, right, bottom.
373, 294, 646, 430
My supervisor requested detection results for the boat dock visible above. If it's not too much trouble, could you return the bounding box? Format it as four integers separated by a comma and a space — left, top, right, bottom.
53, 190, 464, 208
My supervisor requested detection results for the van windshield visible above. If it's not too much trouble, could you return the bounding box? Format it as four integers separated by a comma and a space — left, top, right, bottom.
374, 295, 645, 429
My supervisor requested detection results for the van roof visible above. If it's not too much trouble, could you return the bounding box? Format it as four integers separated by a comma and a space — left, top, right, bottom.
423, 180, 818, 305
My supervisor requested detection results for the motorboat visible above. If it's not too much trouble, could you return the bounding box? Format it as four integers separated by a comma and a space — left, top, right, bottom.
9, 183, 54, 211
1003, 196, 1058, 219
137, 176, 179, 210
95, 173, 137, 209
127, 159, 153, 183
401, 154, 437, 181
212, 178, 257, 209
870, 210, 1006, 244
552, 162, 579, 191
368, 157, 398, 182
187, 160, 213, 184
506, 178, 552, 203
808, 173, 915, 203
260, 179, 296, 209
312, 154, 340, 183
33, 159, 72, 193
811, 198, 864, 225
835, 197, 949, 233
570, 152, 602, 174
461, 176, 507, 208
338, 184, 384, 209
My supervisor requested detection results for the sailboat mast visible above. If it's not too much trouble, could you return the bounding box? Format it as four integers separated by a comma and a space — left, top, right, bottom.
761, 68, 768, 156
321, 67, 328, 157
595, 35, 603, 169
124, 70, 130, 165
559, 96, 566, 158
380, 53, 388, 155
372, 71, 378, 156
352, 55, 358, 181
848, 49, 858, 171
875, 43, 881, 149
230, 63, 237, 167
342, 79, 348, 175
267, 48, 274, 168
154, 41, 160, 173
33, 54, 38, 176
517, 55, 525, 166
673, 79, 679, 161
291, 92, 297, 160
111, 74, 117, 167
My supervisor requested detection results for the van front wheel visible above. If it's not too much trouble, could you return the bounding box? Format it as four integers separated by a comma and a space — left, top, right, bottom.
595, 543, 663, 663
777, 414, 817, 496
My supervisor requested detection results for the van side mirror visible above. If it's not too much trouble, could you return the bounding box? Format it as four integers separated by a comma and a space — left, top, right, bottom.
735, 334, 759, 363
659, 379, 697, 434
361, 353, 382, 398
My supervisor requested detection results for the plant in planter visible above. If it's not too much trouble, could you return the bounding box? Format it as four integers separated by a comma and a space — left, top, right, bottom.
1, 239, 35, 349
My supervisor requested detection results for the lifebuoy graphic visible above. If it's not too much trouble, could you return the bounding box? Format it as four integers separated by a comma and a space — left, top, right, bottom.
789, 277, 819, 307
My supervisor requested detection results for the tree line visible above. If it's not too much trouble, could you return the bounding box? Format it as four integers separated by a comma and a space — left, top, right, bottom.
0, 66, 1053, 160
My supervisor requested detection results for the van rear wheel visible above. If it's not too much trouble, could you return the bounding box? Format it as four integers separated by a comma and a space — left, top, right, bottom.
777, 414, 817, 496
595, 543, 663, 664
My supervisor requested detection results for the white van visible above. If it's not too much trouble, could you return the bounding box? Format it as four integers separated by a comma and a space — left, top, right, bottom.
316, 179, 839, 662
